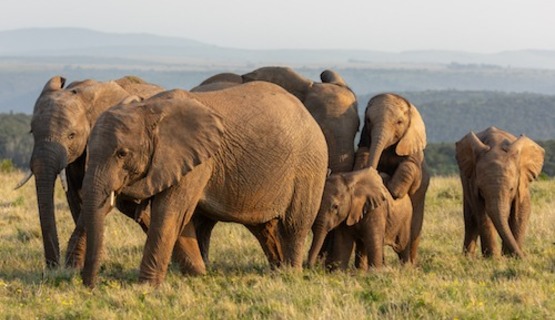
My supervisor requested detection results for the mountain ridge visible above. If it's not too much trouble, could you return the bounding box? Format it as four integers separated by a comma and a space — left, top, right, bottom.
2, 28, 555, 69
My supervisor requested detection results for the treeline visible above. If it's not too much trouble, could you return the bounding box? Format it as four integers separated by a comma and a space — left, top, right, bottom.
1, 113, 555, 177
358, 90, 555, 143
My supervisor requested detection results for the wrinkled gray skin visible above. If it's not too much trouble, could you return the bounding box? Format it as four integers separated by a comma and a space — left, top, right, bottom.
28, 76, 163, 268
307, 168, 412, 270
241, 66, 360, 262
456, 127, 544, 258
79, 82, 328, 287
354, 93, 429, 266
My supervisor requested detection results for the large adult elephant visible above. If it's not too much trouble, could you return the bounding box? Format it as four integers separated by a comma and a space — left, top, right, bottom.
354, 93, 429, 264
78, 82, 328, 287
19, 76, 163, 268
242, 67, 359, 173
455, 127, 544, 258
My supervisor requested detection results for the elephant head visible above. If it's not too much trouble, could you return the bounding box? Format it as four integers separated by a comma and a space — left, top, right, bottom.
81, 89, 224, 286
358, 93, 426, 169
307, 167, 388, 266
26, 76, 137, 268
456, 128, 544, 257
199, 72, 243, 86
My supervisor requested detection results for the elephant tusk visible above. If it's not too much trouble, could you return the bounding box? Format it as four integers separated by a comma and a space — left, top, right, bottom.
110, 191, 115, 207
59, 168, 68, 192
14, 171, 33, 190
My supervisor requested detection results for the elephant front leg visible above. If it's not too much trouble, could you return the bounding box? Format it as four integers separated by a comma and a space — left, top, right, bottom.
505, 194, 531, 255
139, 175, 208, 285
478, 213, 499, 258
193, 212, 218, 266
463, 197, 479, 256
326, 226, 354, 271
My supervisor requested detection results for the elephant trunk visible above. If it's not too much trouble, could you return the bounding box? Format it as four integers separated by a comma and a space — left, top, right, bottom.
368, 125, 389, 169
308, 222, 329, 267
30, 142, 68, 268
486, 199, 524, 258
81, 171, 114, 287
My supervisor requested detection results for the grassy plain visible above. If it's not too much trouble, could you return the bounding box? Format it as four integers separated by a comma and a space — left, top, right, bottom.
1, 171, 554, 319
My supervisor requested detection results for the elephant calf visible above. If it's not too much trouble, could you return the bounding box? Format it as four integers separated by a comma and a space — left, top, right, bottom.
308, 167, 412, 270
456, 126, 544, 258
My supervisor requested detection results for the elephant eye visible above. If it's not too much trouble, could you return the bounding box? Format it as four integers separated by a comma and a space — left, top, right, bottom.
331, 203, 339, 211
396, 119, 403, 125
68, 132, 76, 140
117, 149, 129, 159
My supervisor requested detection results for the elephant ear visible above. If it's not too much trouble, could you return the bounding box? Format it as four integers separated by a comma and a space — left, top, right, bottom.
511, 135, 545, 182
125, 93, 225, 199
41, 76, 66, 94
396, 103, 427, 156
455, 131, 490, 178
346, 168, 389, 226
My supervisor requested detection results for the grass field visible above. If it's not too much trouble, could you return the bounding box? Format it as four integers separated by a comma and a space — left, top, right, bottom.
1, 170, 554, 319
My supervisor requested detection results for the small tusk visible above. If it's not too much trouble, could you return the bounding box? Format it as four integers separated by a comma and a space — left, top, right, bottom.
14, 171, 33, 190
59, 168, 68, 192
110, 191, 115, 207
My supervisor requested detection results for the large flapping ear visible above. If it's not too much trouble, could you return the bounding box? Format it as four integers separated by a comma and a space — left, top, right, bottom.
510, 135, 545, 183
125, 92, 225, 199
396, 101, 427, 156
455, 131, 490, 178
346, 168, 389, 226
41, 76, 66, 94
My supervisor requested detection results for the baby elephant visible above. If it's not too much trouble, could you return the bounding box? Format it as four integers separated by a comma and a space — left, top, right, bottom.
308, 167, 413, 270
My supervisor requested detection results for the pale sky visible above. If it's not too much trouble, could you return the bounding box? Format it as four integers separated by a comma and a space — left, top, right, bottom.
1, 0, 554, 53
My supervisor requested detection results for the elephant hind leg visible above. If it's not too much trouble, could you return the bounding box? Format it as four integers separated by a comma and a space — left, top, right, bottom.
246, 219, 283, 268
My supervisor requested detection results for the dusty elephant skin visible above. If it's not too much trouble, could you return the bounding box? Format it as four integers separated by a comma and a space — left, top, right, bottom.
455, 127, 544, 258
241, 66, 360, 262
308, 168, 412, 270
354, 93, 430, 265
79, 82, 328, 287
24, 75, 163, 268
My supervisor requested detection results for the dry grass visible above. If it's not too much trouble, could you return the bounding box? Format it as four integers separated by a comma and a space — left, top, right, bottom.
1, 171, 554, 319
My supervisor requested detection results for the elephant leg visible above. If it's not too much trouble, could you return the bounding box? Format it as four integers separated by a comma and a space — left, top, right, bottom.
139, 172, 209, 285
317, 230, 335, 263
463, 197, 479, 256
192, 211, 218, 266
326, 226, 354, 271
404, 167, 429, 263
245, 219, 283, 268
354, 239, 368, 271
506, 194, 531, 253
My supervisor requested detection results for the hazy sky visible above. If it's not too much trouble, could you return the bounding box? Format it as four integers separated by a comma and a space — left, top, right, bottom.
1, 0, 553, 52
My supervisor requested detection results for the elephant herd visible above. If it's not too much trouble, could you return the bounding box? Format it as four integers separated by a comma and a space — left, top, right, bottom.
16, 67, 545, 287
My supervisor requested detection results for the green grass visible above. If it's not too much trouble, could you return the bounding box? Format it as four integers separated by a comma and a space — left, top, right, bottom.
1, 172, 554, 319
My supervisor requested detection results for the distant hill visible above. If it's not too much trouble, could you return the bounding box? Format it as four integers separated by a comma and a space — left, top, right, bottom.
2, 28, 555, 69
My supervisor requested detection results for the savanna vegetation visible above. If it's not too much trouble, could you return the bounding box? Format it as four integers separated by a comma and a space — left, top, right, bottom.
1, 171, 554, 318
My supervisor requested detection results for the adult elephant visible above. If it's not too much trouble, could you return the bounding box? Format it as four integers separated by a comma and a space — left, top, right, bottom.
242, 67, 359, 173
18, 76, 164, 269
354, 93, 429, 264
79, 82, 328, 287
455, 127, 544, 258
